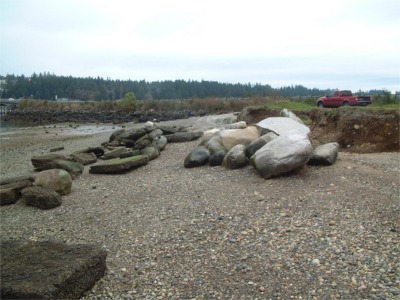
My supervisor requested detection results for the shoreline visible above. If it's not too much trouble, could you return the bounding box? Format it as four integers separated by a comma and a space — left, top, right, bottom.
1, 115, 399, 299
0, 113, 236, 178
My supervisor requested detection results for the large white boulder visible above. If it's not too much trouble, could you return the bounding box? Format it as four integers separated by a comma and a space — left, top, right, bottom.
251, 133, 313, 179
280, 108, 304, 124
256, 117, 310, 136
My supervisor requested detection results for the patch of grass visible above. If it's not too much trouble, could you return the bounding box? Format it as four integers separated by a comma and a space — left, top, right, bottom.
262, 100, 315, 112
368, 103, 400, 110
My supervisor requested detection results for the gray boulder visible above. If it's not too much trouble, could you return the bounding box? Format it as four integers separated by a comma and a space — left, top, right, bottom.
118, 127, 147, 142
22, 186, 62, 210
120, 149, 141, 158
280, 108, 304, 124
35, 169, 73, 195
0, 240, 107, 299
0, 175, 35, 186
89, 155, 149, 174
152, 135, 168, 151
224, 121, 247, 130
157, 125, 183, 134
0, 180, 33, 206
166, 131, 203, 143
251, 133, 313, 179
133, 134, 152, 150
308, 142, 340, 165
31, 153, 66, 171
71, 152, 97, 165
75, 146, 105, 158
149, 128, 163, 140
50, 146, 65, 152
101, 147, 131, 160
246, 132, 278, 158
205, 135, 228, 166
209, 150, 227, 166
88, 146, 105, 158
204, 135, 226, 153
109, 129, 125, 143
53, 160, 84, 179
0, 188, 17, 206
141, 146, 160, 161
184, 146, 210, 168
167, 131, 203, 143
256, 117, 310, 136
223, 144, 248, 169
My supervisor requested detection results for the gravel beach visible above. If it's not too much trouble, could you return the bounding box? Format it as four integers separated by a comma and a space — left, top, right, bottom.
1, 116, 399, 299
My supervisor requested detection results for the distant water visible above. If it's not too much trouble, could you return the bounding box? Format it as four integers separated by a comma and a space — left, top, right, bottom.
0, 119, 29, 133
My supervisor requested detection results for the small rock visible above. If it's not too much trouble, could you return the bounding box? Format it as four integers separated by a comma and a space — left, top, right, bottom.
312, 259, 320, 265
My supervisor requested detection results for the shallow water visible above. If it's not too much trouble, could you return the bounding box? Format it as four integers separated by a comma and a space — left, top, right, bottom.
0, 120, 118, 138
0, 119, 29, 133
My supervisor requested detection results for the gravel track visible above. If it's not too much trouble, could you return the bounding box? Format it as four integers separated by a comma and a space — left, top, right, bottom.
0, 117, 399, 299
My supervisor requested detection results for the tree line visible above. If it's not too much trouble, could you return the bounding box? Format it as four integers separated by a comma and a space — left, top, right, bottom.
0, 73, 386, 101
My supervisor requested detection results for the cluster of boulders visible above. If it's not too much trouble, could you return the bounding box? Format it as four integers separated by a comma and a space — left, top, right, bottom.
1, 109, 340, 209
0, 122, 203, 209
184, 109, 339, 178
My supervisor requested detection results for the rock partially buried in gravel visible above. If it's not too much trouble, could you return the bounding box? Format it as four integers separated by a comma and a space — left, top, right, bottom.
35, 169, 73, 195
0, 240, 107, 299
308, 142, 340, 165
223, 144, 248, 169
0, 175, 35, 186
53, 160, 84, 179
89, 155, 149, 174
101, 147, 131, 160
165, 131, 203, 143
0, 180, 33, 206
184, 146, 210, 168
31, 153, 66, 171
140, 146, 160, 161
22, 186, 62, 209
71, 152, 97, 165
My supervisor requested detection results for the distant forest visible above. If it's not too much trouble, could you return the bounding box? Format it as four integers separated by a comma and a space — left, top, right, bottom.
0, 73, 387, 101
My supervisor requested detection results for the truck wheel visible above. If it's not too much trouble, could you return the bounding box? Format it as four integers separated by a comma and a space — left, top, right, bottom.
317, 102, 324, 108
342, 101, 349, 106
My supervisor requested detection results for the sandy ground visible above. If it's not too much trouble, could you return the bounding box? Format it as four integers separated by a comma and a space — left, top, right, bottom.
0, 115, 399, 299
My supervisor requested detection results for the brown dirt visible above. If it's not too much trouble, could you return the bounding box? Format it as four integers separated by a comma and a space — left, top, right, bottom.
237, 107, 400, 153
309, 109, 399, 153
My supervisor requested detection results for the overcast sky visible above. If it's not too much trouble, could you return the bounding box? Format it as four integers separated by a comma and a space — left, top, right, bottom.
1, 0, 399, 92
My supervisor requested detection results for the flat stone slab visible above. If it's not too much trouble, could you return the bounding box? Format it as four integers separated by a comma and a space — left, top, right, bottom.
31, 153, 66, 171
0, 180, 33, 206
89, 154, 149, 174
1, 240, 107, 299
256, 117, 310, 136
165, 131, 203, 143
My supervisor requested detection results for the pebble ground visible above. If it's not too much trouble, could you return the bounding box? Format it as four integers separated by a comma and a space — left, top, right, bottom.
0, 119, 399, 299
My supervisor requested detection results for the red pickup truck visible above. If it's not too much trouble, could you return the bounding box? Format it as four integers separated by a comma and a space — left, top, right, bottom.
317, 90, 372, 108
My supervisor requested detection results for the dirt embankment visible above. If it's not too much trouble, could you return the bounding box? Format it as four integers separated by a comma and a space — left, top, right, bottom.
237, 107, 399, 153
309, 109, 399, 153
